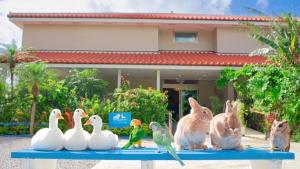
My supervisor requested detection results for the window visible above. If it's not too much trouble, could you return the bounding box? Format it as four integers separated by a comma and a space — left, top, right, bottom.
174, 32, 197, 43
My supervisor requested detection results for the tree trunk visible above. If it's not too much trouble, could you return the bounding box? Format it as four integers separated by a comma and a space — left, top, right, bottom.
29, 100, 37, 135
10, 67, 14, 102
29, 83, 39, 135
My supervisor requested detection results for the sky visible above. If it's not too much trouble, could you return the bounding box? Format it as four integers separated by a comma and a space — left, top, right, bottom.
0, 0, 299, 47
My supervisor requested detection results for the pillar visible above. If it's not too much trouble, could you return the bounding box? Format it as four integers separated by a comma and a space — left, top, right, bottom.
117, 69, 122, 88
156, 70, 160, 90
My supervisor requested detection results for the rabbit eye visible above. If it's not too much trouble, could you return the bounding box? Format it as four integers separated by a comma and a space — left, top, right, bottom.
278, 124, 283, 127
93, 117, 96, 119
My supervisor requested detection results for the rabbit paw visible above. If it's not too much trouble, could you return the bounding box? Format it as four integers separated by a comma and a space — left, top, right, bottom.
212, 145, 222, 151
235, 145, 244, 151
176, 145, 184, 151
196, 144, 208, 150
188, 145, 194, 151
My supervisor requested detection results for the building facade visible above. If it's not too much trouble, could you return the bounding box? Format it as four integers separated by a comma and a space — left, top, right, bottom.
8, 13, 267, 120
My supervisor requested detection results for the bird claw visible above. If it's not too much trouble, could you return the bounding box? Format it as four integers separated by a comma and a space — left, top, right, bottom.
156, 147, 165, 153
134, 145, 144, 149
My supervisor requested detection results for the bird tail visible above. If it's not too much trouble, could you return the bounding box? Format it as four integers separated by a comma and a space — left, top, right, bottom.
122, 141, 133, 149
165, 145, 185, 166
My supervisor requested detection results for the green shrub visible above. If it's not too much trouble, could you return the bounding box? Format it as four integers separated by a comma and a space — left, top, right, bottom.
209, 96, 222, 115
0, 126, 28, 135
0, 68, 168, 137
245, 112, 265, 133
112, 87, 169, 124
292, 132, 300, 142
236, 100, 247, 127
63, 69, 108, 99
82, 96, 113, 123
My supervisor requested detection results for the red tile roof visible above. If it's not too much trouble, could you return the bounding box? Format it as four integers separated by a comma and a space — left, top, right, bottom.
30, 51, 266, 66
8, 12, 273, 22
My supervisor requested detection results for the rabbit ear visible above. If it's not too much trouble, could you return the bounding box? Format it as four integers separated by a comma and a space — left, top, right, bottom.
225, 100, 232, 114
232, 102, 238, 114
226, 100, 232, 108
281, 120, 288, 126
189, 97, 201, 110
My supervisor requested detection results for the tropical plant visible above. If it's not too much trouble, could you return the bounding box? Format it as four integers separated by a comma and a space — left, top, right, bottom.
0, 79, 5, 100
64, 69, 108, 99
217, 14, 300, 140
0, 79, 7, 120
39, 79, 80, 112
244, 13, 299, 66
0, 41, 38, 101
16, 62, 54, 135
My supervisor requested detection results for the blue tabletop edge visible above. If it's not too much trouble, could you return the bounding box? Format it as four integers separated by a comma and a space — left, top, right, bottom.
11, 147, 295, 160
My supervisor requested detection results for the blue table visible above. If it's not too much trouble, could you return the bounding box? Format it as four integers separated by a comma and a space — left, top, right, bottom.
11, 147, 295, 169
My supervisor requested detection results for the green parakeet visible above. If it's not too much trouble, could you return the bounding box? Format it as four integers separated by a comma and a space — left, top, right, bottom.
122, 119, 145, 149
149, 122, 185, 166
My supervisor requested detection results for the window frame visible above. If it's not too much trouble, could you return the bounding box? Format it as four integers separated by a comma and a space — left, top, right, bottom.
173, 32, 198, 44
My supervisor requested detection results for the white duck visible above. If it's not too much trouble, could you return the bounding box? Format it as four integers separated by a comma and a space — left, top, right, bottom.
64, 108, 90, 150
84, 115, 118, 150
31, 109, 64, 150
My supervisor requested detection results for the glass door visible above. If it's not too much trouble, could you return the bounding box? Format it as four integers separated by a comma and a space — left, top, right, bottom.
163, 88, 180, 121
180, 89, 199, 118
163, 84, 199, 120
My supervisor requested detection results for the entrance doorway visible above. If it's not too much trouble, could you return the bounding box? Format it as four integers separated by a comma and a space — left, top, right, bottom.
163, 85, 199, 121
163, 88, 179, 121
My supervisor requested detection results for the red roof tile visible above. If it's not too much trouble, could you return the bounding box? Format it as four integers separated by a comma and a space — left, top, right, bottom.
8, 12, 273, 22
31, 51, 266, 66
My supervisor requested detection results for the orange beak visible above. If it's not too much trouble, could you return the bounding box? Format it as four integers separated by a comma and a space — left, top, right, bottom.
56, 113, 64, 120
81, 111, 88, 118
84, 119, 92, 126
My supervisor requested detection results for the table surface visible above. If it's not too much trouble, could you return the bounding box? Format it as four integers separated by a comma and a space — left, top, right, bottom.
11, 147, 295, 160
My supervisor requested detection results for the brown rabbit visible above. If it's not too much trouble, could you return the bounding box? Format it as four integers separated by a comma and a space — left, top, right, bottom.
174, 97, 213, 150
209, 100, 242, 150
270, 120, 291, 152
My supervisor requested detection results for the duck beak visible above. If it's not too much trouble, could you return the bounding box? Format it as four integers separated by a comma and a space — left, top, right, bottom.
56, 114, 64, 120
84, 119, 92, 126
81, 112, 88, 118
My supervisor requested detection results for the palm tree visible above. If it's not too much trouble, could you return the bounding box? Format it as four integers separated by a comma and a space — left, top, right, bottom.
0, 41, 38, 101
16, 62, 53, 135
245, 14, 300, 67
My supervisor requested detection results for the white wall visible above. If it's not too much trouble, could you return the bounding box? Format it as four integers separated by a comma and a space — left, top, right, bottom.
216, 28, 264, 53
23, 24, 158, 51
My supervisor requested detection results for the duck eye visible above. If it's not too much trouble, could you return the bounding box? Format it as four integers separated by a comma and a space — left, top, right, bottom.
278, 124, 283, 127
93, 117, 96, 119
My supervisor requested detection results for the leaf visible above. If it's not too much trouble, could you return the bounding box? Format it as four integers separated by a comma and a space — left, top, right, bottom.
249, 47, 275, 56
252, 33, 279, 50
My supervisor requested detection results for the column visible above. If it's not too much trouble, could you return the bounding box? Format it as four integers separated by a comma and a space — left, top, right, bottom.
117, 69, 122, 88
156, 70, 160, 90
